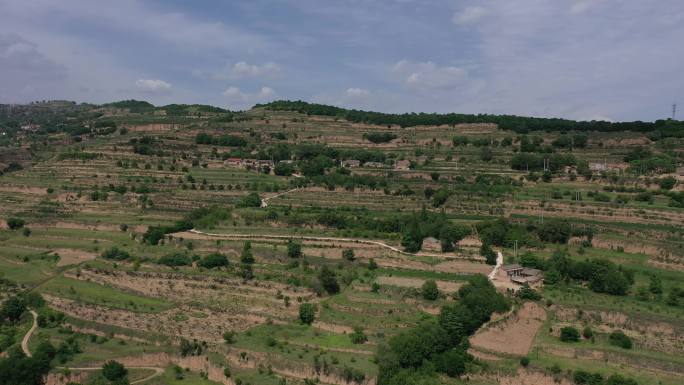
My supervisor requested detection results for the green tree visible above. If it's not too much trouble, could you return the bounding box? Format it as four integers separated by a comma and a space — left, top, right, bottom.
239, 192, 262, 207
102, 360, 128, 382
240, 241, 255, 264
0, 296, 26, 324
342, 249, 355, 261
421, 280, 439, 301
480, 243, 497, 265
287, 239, 302, 258
560, 326, 580, 342
318, 266, 340, 294
6, 218, 25, 230
299, 303, 316, 325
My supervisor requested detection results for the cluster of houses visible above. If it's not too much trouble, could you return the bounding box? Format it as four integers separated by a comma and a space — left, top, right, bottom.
224, 158, 276, 169
224, 157, 413, 172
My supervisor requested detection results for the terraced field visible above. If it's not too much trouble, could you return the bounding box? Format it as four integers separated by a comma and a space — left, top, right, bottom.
0, 101, 683, 385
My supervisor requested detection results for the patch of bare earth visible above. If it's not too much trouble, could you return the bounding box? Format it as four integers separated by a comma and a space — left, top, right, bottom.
53, 249, 97, 266
375, 276, 463, 293
470, 302, 547, 356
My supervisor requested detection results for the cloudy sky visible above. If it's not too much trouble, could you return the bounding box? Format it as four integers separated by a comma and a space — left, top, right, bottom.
0, 0, 682, 121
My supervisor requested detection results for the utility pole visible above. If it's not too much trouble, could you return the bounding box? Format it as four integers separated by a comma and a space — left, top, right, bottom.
514, 240, 518, 258
673, 103, 677, 120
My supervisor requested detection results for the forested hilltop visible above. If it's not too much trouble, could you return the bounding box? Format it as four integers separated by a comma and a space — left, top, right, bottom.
259, 100, 684, 136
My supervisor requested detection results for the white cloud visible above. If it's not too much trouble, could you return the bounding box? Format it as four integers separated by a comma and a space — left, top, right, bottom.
135, 79, 172, 93
570, 0, 598, 15
223, 86, 276, 108
195, 61, 281, 80
392, 60, 467, 90
231, 61, 280, 78
452, 6, 488, 25
345, 87, 369, 97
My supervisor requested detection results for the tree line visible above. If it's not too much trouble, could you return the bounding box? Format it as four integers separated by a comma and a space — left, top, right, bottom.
258, 100, 684, 134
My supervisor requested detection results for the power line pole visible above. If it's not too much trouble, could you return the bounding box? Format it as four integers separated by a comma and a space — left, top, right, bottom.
673, 103, 677, 120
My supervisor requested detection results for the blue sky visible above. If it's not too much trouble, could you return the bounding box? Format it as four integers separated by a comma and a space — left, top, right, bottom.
0, 0, 682, 121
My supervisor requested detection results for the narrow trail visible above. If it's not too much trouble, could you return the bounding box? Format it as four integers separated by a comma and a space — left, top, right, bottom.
20, 311, 164, 384
260, 187, 299, 208
21, 310, 38, 357
487, 251, 504, 281
187, 229, 469, 260
58, 366, 164, 384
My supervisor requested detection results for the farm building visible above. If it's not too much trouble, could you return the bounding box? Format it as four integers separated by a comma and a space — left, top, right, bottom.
341, 159, 360, 168
421, 237, 441, 251
502, 264, 543, 285
395, 160, 410, 170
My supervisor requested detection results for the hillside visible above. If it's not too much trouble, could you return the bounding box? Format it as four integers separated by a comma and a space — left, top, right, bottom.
0, 100, 683, 385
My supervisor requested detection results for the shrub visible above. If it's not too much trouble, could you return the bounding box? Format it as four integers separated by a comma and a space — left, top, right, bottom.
102, 361, 127, 382
299, 303, 316, 325
520, 356, 530, 367
198, 253, 229, 269
349, 327, 367, 344
560, 326, 580, 342
421, 280, 439, 301
223, 331, 237, 344
318, 266, 340, 294
158, 253, 192, 267
287, 239, 302, 258
101, 247, 132, 261
6, 218, 25, 230
239, 192, 262, 207
342, 249, 355, 261
573, 370, 603, 385
608, 330, 632, 349
582, 326, 593, 339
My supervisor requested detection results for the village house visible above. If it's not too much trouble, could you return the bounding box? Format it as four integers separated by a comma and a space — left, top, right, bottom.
364, 161, 385, 168
501, 264, 543, 285
341, 159, 361, 168
421, 237, 441, 251
395, 159, 410, 170
20, 123, 41, 131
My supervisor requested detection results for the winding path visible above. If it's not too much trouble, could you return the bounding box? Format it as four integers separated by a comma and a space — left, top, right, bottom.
21, 310, 38, 357
20, 310, 164, 384
487, 251, 504, 281
187, 229, 464, 259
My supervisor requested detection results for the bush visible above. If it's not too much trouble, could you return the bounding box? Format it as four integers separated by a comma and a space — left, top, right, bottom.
299, 303, 316, 325
198, 253, 229, 269
318, 266, 340, 294
582, 326, 593, 339
573, 370, 603, 385
608, 330, 632, 349
560, 326, 580, 342
158, 253, 192, 266
223, 331, 236, 344
102, 361, 127, 382
520, 356, 530, 367
363, 132, 397, 144
421, 280, 439, 301
349, 327, 367, 344
342, 249, 355, 261
287, 239, 302, 258
6, 218, 25, 230
516, 284, 541, 300
101, 247, 132, 261
239, 192, 262, 207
